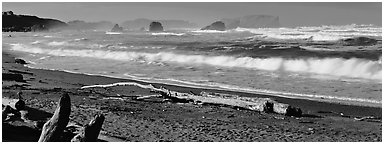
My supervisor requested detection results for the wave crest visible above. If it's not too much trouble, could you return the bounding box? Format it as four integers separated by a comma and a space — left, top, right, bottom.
235, 24, 381, 41
151, 32, 185, 36
105, 31, 122, 35
10, 43, 382, 80
47, 41, 67, 46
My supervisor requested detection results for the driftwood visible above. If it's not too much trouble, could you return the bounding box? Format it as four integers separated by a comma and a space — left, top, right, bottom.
38, 92, 71, 142
81, 82, 302, 116
2, 105, 19, 121
9, 69, 34, 75
136, 94, 163, 100
2, 92, 24, 121
71, 114, 105, 142
3, 91, 107, 142
2, 73, 24, 82
3, 105, 12, 120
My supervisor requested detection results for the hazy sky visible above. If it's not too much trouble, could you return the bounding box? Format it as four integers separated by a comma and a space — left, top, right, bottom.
2, 2, 382, 27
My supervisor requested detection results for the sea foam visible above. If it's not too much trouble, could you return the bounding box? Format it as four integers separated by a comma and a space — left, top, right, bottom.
151, 32, 185, 36
235, 24, 381, 41
191, 30, 230, 33
105, 31, 122, 35
11, 43, 382, 80
47, 41, 68, 46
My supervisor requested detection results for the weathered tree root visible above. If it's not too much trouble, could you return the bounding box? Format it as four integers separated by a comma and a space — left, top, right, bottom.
2, 105, 20, 121
71, 114, 105, 142
38, 92, 71, 142
3, 91, 106, 142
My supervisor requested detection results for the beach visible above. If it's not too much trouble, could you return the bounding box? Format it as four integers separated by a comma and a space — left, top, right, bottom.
2, 2, 382, 142
2, 49, 381, 142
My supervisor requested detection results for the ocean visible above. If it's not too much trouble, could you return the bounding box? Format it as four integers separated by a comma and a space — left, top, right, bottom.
3, 24, 382, 107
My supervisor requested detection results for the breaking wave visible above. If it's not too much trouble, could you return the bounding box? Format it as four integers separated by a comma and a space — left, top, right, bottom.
47, 41, 68, 46
10, 43, 382, 80
191, 30, 230, 33
151, 32, 185, 36
105, 31, 122, 35
74, 38, 88, 41
235, 24, 381, 41
31, 40, 43, 44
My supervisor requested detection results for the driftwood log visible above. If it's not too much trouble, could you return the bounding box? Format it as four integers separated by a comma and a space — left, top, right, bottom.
3, 105, 12, 120
71, 114, 105, 142
3, 91, 106, 142
81, 82, 302, 116
2, 73, 24, 82
38, 92, 71, 142
2, 105, 19, 121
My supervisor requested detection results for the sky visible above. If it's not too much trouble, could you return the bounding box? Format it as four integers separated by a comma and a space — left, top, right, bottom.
2, 2, 382, 27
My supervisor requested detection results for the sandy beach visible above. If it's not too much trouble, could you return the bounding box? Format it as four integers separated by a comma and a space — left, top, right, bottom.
2, 49, 381, 142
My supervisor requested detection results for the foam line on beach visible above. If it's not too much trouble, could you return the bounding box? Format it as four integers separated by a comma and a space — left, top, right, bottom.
80, 80, 381, 106
105, 31, 122, 35
124, 74, 382, 105
23, 65, 381, 107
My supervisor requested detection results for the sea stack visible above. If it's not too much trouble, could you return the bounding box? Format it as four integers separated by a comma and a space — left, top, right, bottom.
149, 21, 164, 32
201, 21, 226, 31
111, 24, 123, 32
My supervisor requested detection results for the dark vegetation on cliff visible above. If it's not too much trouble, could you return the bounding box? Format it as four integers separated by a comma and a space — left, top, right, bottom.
2, 11, 67, 32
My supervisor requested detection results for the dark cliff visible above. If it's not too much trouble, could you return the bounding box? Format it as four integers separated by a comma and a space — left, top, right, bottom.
2, 11, 67, 32
149, 21, 164, 32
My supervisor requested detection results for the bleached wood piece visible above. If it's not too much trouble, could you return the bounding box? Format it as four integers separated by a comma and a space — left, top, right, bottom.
71, 114, 105, 142
38, 92, 71, 142
81, 82, 302, 116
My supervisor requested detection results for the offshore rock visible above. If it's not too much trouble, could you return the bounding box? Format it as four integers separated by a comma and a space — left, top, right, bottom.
15, 58, 27, 64
110, 24, 123, 32
149, 21, 164, 32
201, 21, 226, 31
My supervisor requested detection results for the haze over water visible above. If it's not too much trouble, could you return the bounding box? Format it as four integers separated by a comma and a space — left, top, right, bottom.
3, 2, 381, 27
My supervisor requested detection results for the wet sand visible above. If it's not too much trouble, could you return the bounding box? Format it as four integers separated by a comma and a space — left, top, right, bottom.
2, 50, 382, 142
